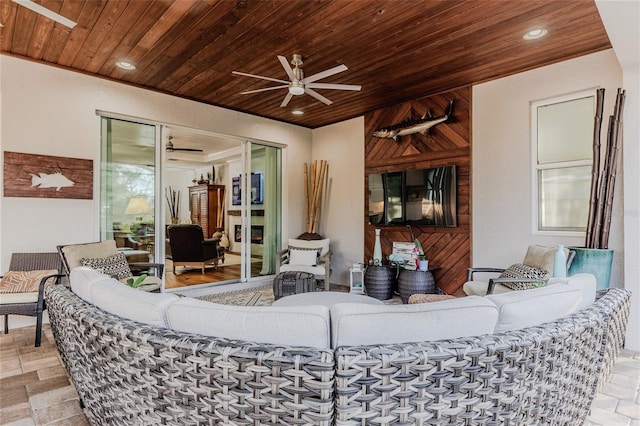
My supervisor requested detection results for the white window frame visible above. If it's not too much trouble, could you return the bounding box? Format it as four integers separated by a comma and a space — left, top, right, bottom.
531, 89, 596, 236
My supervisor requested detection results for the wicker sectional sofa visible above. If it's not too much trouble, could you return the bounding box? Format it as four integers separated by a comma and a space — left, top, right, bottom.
46, 267, 631, 425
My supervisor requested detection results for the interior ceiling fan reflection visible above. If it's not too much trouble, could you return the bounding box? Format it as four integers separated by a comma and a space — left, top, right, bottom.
232, 54, 361, 107
11, 0, 77, 28
166, 137, 203, 153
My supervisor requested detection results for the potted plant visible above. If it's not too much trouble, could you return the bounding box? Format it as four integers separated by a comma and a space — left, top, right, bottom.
569, 88, 625, 289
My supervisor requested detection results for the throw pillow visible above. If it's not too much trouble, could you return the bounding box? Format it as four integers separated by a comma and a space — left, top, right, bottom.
81, 252, 133, 280
0, 270, 58, 293
288, 247, 321, 266
498, 263, 548, 290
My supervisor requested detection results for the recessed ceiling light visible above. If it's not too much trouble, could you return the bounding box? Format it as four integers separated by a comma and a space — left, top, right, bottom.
292, 110, 304, 115
116, 60, 136, 70
523, 28, 548, 40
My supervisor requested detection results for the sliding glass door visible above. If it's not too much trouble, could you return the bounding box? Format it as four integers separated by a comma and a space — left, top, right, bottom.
100, 117, 159, 263
241, 142, 282, 280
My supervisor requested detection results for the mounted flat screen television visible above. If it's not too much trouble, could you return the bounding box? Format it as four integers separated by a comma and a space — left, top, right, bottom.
368, 165, 457, 227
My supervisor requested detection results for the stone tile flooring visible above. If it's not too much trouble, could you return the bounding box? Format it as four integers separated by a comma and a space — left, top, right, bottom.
1, 324, 638, 425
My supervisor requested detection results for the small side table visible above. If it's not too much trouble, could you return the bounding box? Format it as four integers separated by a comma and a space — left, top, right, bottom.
398, 269, 436, 304
364, 265, 395, 300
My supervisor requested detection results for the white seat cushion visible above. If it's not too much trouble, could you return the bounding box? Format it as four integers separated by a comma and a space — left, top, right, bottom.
278, 263, 326, 277
486, 283, 583, 333
463, 280, 514, 296
166, 297, 331, 349
330, 296, 499, 348
548, 273, 597, 310
0, 292, 39, 304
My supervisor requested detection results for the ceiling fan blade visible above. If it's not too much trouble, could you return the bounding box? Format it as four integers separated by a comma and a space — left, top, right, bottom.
280, 92, 293, 107
232, 71, 289, 85
306, 82, 361, 91
240, 85, 288, 95
174, 148, 203, 152
12, 0, 77, 28
302, 64, 348, 84
305, 88, 333, 105
278, 55, 297, 81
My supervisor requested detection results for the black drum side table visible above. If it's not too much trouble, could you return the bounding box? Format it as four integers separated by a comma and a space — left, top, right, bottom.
397, 269, 436, 304
364, 265, 395, 300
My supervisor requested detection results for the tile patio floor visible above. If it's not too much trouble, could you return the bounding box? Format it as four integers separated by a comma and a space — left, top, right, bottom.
1, 324, 638, 425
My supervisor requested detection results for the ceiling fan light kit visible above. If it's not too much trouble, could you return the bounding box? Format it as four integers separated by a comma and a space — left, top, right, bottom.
233, 54, 361, 107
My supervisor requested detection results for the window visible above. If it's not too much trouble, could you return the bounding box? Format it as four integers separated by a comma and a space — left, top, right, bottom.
532, 91, 594, 232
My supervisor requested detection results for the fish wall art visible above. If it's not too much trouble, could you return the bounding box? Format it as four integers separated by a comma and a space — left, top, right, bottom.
3, 151, 93, 199
373, 99, 454, 142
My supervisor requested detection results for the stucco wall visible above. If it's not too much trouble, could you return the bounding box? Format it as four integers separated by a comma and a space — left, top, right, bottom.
311, 117, 365, 285
472, 49, 623, 281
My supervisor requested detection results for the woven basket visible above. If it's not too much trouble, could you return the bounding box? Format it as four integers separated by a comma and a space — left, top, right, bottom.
398, 269, 435, 303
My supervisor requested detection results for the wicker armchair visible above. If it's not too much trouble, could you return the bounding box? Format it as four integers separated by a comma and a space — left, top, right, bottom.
0, 252, 64, 347
464, 245, 575, 295
277, 238, 331, 291
57, 240, 164, 290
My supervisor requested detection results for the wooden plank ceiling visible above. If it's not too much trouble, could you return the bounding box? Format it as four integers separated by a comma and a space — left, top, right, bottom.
0, 0, 610, 129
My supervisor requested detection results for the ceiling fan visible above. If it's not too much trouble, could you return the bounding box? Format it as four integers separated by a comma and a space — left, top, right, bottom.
11, 0, 77, 28
232, 54, 361, 107
166, 137, 203, 153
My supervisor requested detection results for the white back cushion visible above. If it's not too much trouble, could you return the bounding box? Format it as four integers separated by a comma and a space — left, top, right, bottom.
70, 266, 178, 327
486, 283, 582, 333
330, 296, 498, 348
288, 238, 330, 257
166, 297, 331, 349
547, 273, 597, 310
70, 266, 114, 304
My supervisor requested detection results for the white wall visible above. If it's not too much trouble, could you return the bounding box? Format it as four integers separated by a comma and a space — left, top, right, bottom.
0, 56, 312, 272
597, 0, 640, 350
472, 49, 623, 275
311, 117, 365, 286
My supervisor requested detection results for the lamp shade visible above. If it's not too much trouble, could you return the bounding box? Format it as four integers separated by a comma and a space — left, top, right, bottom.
125, 197, 152, 215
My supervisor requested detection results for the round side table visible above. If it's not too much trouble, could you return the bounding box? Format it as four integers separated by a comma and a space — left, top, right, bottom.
364, 265, 395, 300
398, 269, 436, 304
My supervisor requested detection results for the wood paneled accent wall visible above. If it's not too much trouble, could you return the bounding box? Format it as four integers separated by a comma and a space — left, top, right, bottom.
364, 87, 471, 295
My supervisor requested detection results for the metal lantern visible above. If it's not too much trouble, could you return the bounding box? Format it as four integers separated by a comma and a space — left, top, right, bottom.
350, 264, 365, 294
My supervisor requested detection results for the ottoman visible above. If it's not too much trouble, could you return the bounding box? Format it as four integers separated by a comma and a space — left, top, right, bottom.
273, 271, 317, 300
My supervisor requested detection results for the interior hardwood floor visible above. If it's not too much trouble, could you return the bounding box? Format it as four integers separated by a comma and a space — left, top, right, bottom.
164, 254, 264, 289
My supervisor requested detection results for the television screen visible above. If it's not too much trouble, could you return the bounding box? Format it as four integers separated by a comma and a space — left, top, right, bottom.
368, 165, 457, 227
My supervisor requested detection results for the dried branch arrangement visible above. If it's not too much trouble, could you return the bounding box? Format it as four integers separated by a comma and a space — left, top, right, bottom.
165, 186, 180, 219
304, 160, 329, 234
585, 88, 626, 249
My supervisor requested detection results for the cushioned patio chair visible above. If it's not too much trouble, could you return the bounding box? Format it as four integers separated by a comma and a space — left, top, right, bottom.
276, 238, 331, 291
58, 240, 163, 291
463, 245, 575, 296
0, 252, 64, 347
167, 224, 224, 274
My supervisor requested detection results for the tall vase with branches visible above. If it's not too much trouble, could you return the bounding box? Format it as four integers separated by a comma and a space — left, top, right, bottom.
570, 88, 625, 289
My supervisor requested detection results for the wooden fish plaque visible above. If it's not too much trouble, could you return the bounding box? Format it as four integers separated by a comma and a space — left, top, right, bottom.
3, 151, 93, 199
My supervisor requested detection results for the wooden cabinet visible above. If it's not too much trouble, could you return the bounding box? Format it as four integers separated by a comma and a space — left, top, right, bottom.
189, 184, 225, 238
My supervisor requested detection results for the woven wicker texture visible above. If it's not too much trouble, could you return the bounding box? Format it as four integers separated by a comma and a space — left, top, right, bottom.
335, 289, 630, 425
273, 271, 317, 300
46, 285, 335, 425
